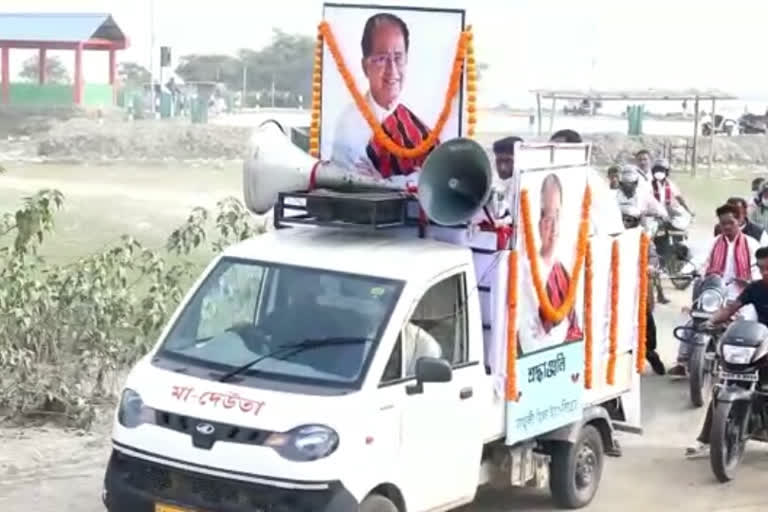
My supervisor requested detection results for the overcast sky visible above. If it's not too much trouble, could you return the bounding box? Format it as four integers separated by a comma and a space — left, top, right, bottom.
7, 0, 768, 107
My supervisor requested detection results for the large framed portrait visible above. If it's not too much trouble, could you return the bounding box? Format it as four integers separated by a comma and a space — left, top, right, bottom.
320, 3, 465, 180
516, 168, 589, 357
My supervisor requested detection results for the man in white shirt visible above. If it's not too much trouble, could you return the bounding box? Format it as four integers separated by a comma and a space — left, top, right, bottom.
615, 165, 668, 234
668, 202, 761, 377
330, 12, 434, 186
650, 158, 694, 220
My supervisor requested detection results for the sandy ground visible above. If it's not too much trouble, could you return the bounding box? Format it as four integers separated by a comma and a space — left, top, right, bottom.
2, 292, 768, 512
2, 164, 768, 511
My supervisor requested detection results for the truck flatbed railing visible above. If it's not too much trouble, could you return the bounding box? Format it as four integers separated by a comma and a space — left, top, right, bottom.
274, 190, 423, 231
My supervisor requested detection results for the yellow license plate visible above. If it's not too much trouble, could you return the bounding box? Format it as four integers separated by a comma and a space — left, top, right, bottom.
155, 504, 194, 512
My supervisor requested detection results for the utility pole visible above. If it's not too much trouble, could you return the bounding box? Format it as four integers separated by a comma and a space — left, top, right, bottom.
241, 64, 247, 111
271, 73, 276, 108
148, 0, 156, 116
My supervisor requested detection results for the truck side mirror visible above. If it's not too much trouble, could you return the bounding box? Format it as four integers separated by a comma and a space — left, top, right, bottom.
406, 357, 452, 395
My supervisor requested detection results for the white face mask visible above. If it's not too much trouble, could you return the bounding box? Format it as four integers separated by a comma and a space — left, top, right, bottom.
653, 172, 666, 181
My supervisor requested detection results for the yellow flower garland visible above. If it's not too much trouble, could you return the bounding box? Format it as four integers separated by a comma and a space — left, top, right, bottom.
506, 249, 519, 401
519, 185, 592, 324
309, 26, 323, 157
607, 240, 620, 385
636, 233, 650, 373
584, 240, 593, 389
308, 21, 477, 158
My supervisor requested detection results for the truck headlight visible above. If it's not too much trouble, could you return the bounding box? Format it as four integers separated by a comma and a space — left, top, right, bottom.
699, 289, 723, 313
722, 345, 756, 365
265, 424, 339, 461
117, 389, 155, 429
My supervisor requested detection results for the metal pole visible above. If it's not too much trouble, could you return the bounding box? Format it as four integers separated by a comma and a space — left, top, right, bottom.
536, 93, 542, 136
691, 96, 700, 176
241, 64, 247, 111
708, 98, 716, 174
271, 73, 275, 107
549, 97, 556, 135
148, 0, 155, 116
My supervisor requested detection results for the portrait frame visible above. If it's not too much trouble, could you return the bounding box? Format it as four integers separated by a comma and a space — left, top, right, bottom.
319, 3, 466, 173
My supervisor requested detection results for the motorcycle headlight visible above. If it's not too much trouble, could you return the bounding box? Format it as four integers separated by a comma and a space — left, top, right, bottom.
698, 289, 724, 313
265, 424, 339, 462
721, 345, 756, 365
117, 389, 155, 429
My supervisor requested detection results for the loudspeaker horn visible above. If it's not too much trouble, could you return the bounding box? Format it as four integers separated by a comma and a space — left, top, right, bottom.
417, 137, 493, 225
243, 120, 402, 214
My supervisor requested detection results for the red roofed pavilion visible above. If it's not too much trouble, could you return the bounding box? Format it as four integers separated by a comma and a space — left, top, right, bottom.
0, 13, 129, 106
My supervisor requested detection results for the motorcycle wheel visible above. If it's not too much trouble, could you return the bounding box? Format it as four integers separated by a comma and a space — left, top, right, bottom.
688, 344, 710, 407
710, 400, 748, 483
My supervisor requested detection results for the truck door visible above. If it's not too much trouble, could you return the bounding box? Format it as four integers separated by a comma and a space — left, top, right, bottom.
392, 271, 484, 510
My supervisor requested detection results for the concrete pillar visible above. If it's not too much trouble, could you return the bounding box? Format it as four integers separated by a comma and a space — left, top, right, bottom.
39, 48, 47, 84
73, 44, 83, 105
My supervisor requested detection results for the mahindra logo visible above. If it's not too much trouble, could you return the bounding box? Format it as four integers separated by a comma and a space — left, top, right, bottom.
195, 422, 215, 435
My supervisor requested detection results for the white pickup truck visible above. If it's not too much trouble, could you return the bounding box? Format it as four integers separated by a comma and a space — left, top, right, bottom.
103, 139, 643, 512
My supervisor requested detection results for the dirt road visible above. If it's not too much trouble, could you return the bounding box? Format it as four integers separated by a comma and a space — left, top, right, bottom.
2, 299, 768, 512
2, 164, 768, 510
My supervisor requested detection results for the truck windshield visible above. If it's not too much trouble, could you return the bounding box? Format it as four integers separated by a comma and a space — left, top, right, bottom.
156, 257, 403, 388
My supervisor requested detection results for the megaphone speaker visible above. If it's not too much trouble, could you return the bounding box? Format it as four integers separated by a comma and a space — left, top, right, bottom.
242, 120, 401, 215
418, 137, 493, 225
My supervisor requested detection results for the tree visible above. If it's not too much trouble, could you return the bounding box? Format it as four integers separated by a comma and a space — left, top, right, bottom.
19, 55, 70, 84
118, 61, 151, 87
175, 29, 482, 109
175, 53, 242, 87
238, 29, 315, 107
0, 188, 266, 428
174, 30, 314, 107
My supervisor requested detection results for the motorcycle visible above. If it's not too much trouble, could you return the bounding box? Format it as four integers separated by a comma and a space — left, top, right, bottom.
673, 273, 730, 407
702, 114, 738, 136
708, 319, 768, 482
654, 220, 694, 291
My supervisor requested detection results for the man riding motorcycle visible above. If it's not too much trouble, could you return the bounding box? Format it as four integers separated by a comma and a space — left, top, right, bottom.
684, 246, 768, 458
615, 165, 671, 303
669, 203, 761, 378
620, 203, 666, 374
651, 158, 694, 219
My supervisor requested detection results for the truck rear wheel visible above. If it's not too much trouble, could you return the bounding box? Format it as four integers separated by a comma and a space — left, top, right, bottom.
549, 424, 604, 509
360, 494, 399, 512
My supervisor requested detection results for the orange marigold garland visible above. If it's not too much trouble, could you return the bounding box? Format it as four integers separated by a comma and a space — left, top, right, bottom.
607, 240, 620, 385
318, 21, 470, 159
636, 233, 650, 373
464, 25, 477, 138
584, 240, 594, 389
506, 249, 519, 401
520, 185, 592, 324
309, 26, 323, 157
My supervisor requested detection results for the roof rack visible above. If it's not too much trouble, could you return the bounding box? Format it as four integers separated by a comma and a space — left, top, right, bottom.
274, 190, 424, 231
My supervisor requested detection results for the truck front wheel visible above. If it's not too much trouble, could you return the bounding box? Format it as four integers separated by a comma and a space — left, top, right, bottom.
360, 494, 399, 512
549, 424, 604, 509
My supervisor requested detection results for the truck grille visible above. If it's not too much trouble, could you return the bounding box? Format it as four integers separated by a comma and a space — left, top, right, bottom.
109, 451, 332, 511
154, 409, 273, 446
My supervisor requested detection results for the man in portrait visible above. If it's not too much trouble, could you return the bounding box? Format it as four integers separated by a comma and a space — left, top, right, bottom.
536, 173, 583, 344
331, 13, 438, 182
